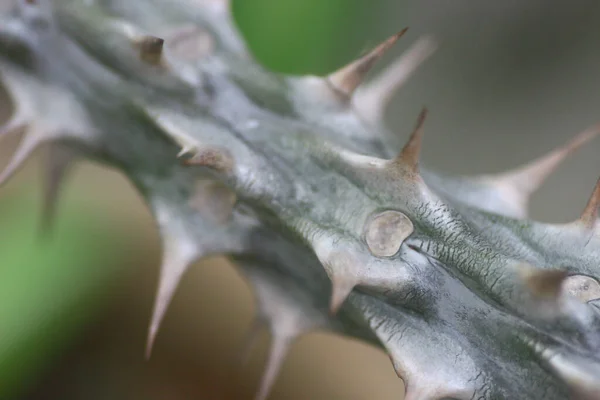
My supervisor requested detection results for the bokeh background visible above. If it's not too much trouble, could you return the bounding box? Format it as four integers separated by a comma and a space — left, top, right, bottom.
1, 1, 600, 399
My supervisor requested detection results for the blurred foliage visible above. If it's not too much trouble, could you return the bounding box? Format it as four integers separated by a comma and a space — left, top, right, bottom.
232, 0, 371, 74
0, 191, 131, 398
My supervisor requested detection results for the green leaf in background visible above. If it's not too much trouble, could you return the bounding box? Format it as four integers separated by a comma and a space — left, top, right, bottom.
0, 191, 131, 398
232, 0, 368, 75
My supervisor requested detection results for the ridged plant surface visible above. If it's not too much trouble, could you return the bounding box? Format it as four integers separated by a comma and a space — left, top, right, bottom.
0, 1, 599, 399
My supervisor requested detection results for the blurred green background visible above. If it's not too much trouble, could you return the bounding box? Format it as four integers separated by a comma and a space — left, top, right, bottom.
1, 0, 599, 399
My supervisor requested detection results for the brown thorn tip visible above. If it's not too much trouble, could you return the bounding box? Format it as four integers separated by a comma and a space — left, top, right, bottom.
580, 177, 600, 229
522, 267, 569, 299
138, 36, 165, 65
397, 107, 428, 170
327, 28, 408, 97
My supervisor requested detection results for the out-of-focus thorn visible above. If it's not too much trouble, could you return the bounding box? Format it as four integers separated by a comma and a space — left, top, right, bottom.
145, 236, 199, 359
255, 333, 293, 400
136, 35, 165, 66
521, 266, 569, 299
327, 28, 408, 98
183, 147, 234, 173
355, 36, 437, 123
0, 116, 26, 139
482, 124, 600, 218
0, 130, 42, 187
579, 178, 600, 230
393, 107, 428, 174
237, 317, 265, 367
39, 144, 76, 237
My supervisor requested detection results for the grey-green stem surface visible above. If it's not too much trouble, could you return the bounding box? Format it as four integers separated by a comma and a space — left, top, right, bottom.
1, 1, 599, 399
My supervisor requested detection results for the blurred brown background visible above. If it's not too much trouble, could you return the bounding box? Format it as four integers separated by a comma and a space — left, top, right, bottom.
1, 1, 599, 399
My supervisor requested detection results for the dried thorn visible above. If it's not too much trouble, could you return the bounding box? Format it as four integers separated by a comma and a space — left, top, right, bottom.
146, 238, 199, 359
183, 147, 234, 173
355, 36, 437, 123
327, 28, 408, 98
136, 35, 165, 66
394, 107, 428, 173
255, 333, 293, 400
39, 144, 76, 238
0, 132, 41, 187
579, 178, 600, 230
521, 267, 569, 299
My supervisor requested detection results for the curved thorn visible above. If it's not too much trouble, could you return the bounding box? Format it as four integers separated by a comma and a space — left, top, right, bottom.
579, 178, 600, 229
394, 107, 428, 173
0, 132, 41, 187
255, 334, 293, 400
355, 36, 437, 123
146, 238, 199, 359
39, 144, 76, 237
327, 28, 408, 98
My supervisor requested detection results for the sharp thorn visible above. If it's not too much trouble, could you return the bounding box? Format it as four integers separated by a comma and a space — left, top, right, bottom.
146, 238, 198, 359
394, 107, 428, 173
0, 132, 41, 187
487, 124, 600, 214
255, 333, 293, 400
355, 36, 437, 123
327, 28, 408, 98
329, 277, 355, 315
0, 116, 26, 139
237, 317, 265, 367
579, 178, 600, 229
38, 144, 76, 238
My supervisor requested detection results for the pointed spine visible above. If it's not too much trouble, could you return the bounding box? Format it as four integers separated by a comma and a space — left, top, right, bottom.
392, 107, 428, 174
483, 124, 600, 216
327, 29, 408, 98
355, 36, 437, 123
0, 129, 43, 187
579, 178, 599, 230
39, 144, 76, 236
146, 236, 200, 359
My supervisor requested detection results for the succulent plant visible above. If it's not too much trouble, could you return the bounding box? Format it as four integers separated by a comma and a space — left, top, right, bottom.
1, 0, 599, 399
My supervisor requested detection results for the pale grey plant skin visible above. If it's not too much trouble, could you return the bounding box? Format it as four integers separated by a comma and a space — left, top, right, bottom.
1, 1, 600, 399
